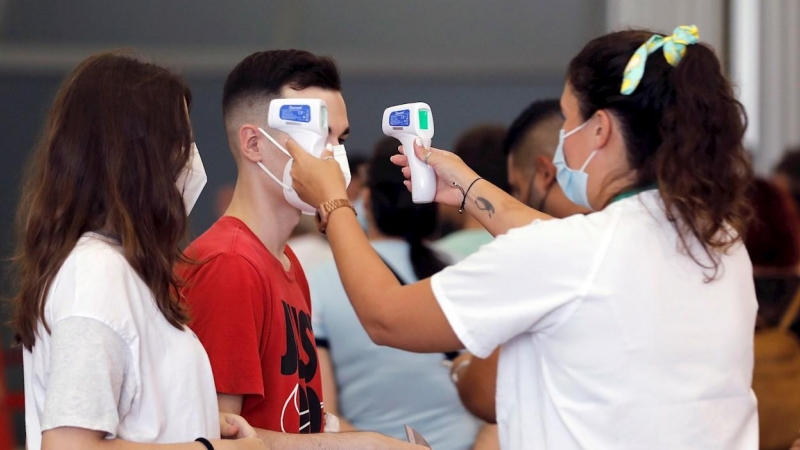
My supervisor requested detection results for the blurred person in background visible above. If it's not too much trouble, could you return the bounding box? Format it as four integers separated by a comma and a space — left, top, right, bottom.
505, 99, 589, 217
773, 147, 800, 213
745, 178, 800, 336
307, 137, 480, 449
434, 125, 508, 261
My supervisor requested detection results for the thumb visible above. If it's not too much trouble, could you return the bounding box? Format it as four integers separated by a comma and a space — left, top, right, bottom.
413, 137, 430, 163
220, 414, 239, 436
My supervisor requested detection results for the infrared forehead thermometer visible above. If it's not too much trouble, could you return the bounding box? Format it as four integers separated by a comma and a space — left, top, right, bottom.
268, 98, 328, 158
267, 98, 351, 186
382, 102, 436, 203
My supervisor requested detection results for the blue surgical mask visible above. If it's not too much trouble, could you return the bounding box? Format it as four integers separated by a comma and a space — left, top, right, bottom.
553, 120, 597, 210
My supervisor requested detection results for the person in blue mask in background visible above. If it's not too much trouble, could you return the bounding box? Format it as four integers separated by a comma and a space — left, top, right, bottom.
285, 26, 758, 450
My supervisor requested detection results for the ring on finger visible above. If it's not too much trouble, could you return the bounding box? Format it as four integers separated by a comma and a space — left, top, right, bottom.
424, 150, 433, 166
323, 156, 335, 161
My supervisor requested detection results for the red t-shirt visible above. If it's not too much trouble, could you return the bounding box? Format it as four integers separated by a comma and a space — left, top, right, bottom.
178, 216, 324, 433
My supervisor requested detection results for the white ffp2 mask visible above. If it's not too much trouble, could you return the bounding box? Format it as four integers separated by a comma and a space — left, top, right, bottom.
257, 128, 351, 215
176, 142, 207, 216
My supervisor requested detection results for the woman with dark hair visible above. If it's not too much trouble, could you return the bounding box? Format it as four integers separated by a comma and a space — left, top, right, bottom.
306, 137, 479, 449
286, 25, 757, 449
12, 53, 263, 450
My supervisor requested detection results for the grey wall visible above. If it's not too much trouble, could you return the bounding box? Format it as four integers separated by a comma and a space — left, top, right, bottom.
0, 0, 605, 443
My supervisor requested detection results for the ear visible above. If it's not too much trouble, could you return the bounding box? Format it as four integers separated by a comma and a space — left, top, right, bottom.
239, 124, 263, 164
533, 155, 557, 185
591, 110, 614, 150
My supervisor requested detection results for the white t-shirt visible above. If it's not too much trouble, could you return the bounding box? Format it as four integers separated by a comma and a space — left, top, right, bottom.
24, 233, 220, 449
431, 191, 758, 450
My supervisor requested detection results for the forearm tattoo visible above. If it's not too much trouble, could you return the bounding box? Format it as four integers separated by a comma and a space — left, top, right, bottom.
475, 197, 495, 218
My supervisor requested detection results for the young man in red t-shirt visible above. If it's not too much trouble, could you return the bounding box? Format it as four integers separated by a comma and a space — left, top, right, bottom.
179, 50, 420, 449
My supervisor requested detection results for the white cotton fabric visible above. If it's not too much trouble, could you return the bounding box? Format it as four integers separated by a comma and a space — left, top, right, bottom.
24, 233, 219, 449
431, 191, 758, 450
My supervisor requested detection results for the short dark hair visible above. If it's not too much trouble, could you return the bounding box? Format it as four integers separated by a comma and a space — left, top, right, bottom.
503, 99, 562, 156
453, 124, 509, 193
222, 49, 341, 121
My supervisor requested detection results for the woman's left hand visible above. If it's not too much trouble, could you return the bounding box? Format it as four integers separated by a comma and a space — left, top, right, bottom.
220, 412, 257, 439
285, 139, 348, 209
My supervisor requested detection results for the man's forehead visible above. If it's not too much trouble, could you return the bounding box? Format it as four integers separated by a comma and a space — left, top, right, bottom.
279, 85, 338, 100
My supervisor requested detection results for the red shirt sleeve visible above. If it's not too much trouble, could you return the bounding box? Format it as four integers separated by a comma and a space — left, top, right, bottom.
183, 252, 267, 399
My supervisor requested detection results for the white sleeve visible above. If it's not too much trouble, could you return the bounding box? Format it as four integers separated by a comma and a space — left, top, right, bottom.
42, 316, 133, 437
431, 215, 614, 358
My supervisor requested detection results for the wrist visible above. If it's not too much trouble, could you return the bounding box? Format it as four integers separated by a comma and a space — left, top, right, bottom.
195, 438, 215, 450
453, 176, 483, 214
315, 198, 356, 234
453, 168, 480, 189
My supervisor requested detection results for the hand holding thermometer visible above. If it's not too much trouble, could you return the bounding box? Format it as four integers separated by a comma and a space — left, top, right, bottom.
382, 102, 436, 203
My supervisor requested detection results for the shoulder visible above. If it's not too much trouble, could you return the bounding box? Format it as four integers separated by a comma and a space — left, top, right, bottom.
497, 207, 623, 254
184, 251, 264, 288
183, 218, 268, 277
185, 217, 256, 260
47, 235, 149, 333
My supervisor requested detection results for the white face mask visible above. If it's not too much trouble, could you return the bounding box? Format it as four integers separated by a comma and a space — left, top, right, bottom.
175, 142, 207, 216
257, 127, 351, 215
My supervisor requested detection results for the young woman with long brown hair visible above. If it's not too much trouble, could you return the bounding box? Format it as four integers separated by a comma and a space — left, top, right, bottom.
12, 53, 264, 450
285, 26, 757, 449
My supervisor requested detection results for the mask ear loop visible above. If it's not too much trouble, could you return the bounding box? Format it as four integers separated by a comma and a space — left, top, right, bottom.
566, 116, 598, 172
258, 127, 292, 157
256, 127, 292, 190
579, 150, 599, 172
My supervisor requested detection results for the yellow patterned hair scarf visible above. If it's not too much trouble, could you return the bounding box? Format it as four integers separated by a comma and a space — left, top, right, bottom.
620, 25, 700, 95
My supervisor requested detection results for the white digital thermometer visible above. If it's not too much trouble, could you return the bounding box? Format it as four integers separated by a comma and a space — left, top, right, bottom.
267, 98, 351, 186
268, 98, 328, 158
382, 102, 436, 203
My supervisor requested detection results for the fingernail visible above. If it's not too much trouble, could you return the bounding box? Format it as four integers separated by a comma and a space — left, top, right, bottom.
415, 137, 422, 146
325, 143, 333, 151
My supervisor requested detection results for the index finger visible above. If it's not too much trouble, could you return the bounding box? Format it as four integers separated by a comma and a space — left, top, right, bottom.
284, 138, 306, 159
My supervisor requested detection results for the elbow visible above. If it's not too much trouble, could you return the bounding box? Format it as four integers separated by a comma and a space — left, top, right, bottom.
354, 297, 397, 347
363, 319, 393, 347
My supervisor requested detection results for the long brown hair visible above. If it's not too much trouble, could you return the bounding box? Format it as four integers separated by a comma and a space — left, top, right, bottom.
567, 29, 753, 280
12, 52, 194, 349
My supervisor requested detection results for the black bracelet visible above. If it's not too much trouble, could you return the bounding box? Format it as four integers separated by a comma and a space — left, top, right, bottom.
453, 177, 482, 214
195, 438, 214, 450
